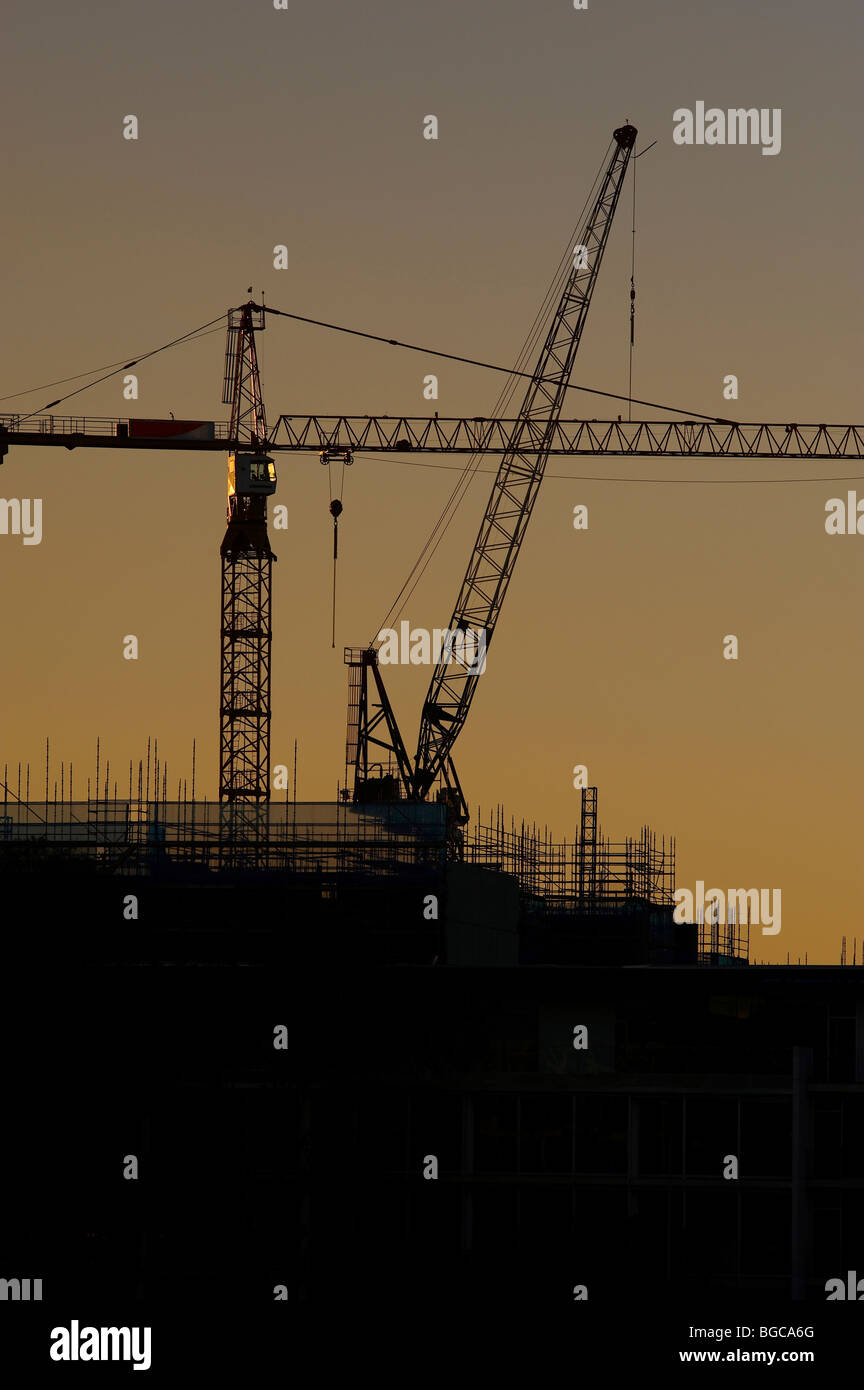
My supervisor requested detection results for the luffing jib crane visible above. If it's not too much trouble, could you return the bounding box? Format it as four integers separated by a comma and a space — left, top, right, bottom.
345, 123, 638, 831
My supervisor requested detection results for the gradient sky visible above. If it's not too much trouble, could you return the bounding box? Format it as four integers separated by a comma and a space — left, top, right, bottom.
1, 0, 862, 961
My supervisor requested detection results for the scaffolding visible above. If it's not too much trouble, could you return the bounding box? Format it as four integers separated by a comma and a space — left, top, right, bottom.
464, 787, 677, 916
697, 910, 751, 964
1, 757, 686, 934
0, 777, 675, 915
0, 795, 447, 878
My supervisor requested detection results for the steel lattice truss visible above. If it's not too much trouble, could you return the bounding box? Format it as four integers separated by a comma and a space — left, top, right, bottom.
4, 414, 864, 458
411, 125, 638, 805
219, 526, 273, 801
270, 416, 864, 459
219, 303, 274, 805
224, 304, 268, 446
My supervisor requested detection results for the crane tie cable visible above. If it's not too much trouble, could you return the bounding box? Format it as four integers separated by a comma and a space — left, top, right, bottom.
263, 304, 733, 426
13, 313, 228, 423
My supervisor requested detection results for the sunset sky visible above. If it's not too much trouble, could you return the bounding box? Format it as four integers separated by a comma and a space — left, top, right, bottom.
2, 0, 862, 962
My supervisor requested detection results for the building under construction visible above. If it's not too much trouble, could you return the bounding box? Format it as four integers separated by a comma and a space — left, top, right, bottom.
0, 755, 741, 968
0, 124, 857, 976
7, 120, 861, 1325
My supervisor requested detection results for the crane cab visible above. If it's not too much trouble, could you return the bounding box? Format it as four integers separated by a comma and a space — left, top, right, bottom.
228, 452, 277, 497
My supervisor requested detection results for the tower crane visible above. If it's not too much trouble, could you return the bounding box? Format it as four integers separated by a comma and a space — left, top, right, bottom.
1, 119, 863, 822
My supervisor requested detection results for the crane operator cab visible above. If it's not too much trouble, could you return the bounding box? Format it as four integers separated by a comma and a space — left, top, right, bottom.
228, 452, 277, 497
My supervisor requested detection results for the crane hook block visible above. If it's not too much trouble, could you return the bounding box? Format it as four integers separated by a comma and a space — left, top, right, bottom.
330, 499, 343, 519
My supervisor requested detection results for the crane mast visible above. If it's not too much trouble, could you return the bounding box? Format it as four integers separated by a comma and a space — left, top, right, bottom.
219, 301, 277, 805
408, 124, 638, 818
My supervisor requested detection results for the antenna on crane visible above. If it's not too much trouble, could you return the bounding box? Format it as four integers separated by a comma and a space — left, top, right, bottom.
627, 138, 657, 421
